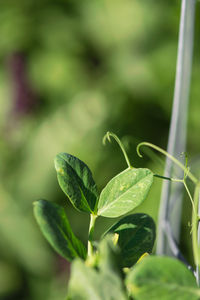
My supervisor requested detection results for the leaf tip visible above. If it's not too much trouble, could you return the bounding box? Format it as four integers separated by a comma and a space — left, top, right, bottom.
33, 200, 38, 207
54, 154, 61, 171
33, 199, 43, 209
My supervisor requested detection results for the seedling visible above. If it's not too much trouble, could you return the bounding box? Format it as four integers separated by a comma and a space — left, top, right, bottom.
33, 132, 200, 299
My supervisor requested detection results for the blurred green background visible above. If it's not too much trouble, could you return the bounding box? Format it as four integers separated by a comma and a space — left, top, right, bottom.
1, 0, 200, 299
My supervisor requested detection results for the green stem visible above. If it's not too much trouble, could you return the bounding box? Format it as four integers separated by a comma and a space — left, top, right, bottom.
192, 185, 200, 271
137, 142, 198, 184
88, 214, 97, 257
155, 173, 196, 216
154, 174, 183, 183
103, 131, 132, 168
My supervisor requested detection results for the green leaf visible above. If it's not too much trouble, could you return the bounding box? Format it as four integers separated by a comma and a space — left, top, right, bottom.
126, 256, 200, 300
97, 168, 153, 218
104, 213, 156, 267
33, 200, 86, 261
67, 259, 127, 300
54, 153, 98, 213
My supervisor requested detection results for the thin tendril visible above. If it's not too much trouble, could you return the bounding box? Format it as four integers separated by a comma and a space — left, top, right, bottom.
103, 132, 132, 168
192, 185, 200, 269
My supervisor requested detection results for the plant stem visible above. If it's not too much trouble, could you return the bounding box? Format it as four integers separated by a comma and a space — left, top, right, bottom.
154, 174, 183, 183
196, 194, 200, 285
155, 173, 196, 210
192, 185, 200, 276
88, 214, 97, 257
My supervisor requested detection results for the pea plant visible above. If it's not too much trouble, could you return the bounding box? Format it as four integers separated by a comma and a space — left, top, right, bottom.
34, 132, 200, 300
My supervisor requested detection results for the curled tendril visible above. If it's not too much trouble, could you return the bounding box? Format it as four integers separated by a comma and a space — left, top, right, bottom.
103, 131, 112, 145
103, 131, 132, 168
136, 144, 143, 158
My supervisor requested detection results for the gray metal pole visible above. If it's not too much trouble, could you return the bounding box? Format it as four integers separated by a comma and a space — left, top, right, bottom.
157, 0, 196, 255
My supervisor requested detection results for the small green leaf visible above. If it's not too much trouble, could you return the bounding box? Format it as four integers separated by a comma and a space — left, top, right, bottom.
126, 256, 200, 300
67, 259, 127, 300
97, 168, 153, 218
54, 153, 98, 213
104, 213, 156, 267
33, 200, 86, 261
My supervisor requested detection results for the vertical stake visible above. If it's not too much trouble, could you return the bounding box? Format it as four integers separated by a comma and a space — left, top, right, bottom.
157, 0, 196, 255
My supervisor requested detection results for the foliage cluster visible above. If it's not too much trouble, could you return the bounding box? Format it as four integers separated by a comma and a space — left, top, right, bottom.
34, 133, 200, 299
1, 1, 200, 299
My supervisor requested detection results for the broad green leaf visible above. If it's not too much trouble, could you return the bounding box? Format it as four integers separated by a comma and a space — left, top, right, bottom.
104, 213, 156, 267
126, 256, 200, 300
97, 168, 153, 217
67, 259, 127, 300
54, 153, 98, 213
33, 200, 86, 261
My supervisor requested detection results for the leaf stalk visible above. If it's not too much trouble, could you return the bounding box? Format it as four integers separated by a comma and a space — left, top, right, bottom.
88, 214, 97, 257
192, 185, 200, 272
